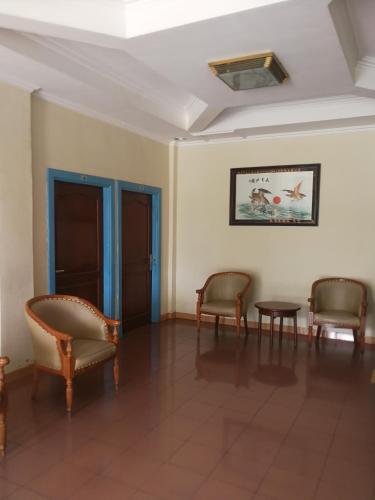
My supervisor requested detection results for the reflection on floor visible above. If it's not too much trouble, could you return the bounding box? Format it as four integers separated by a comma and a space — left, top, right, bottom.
1, 320, 375, 499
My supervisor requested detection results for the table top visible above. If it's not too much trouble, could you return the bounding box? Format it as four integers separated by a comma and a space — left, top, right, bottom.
255, 301, 301, 312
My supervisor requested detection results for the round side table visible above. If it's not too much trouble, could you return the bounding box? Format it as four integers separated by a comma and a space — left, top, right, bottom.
255, 301, 301, 348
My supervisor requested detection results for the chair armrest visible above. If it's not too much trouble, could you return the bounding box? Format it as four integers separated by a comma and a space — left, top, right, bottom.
308, 297, 315, 312
360, 301, 367, 317
105, 321, 120, 345
0, 357, 9, 395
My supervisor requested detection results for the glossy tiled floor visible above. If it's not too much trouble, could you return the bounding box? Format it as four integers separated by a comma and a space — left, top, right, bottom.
1, 320, 375, 500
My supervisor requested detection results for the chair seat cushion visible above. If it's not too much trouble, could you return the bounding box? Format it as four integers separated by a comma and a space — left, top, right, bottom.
72, 339, 116, 370
314, 310, 360, 328
201, 300, 236, 316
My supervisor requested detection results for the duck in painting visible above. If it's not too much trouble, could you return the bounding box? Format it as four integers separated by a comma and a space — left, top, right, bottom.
282, 181, 306, 200
250, 188, 272, 205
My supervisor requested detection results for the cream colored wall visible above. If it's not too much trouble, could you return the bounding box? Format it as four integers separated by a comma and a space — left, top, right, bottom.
0, 82, 34, 369
31, 97, 170, 316
175, 132, 375, 338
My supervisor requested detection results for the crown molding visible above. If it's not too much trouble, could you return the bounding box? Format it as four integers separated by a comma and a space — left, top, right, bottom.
0, 73, 40, 93
178, 123, 375, 147
356, 56, 375, 91
37, 91, 170, 145
23, 32, 190, 129
191, 94, 375, 136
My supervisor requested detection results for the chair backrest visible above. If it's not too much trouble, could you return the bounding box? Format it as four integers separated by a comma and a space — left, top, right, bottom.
26, 295, 108, 340
312, 278, 366, 316
204, 272, 251, 308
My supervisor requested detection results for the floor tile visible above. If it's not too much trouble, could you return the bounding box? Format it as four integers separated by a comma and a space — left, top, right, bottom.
0, 476, 18, 498
5, 488, 50, 500
170, 441, 224, 475
70, 475, 136, 500
0, 449, 58, 485
257, 466, 318, 500
210, 452, 269, 492
173, 400, 218, 422
153, 414, 200, 440
26, 461, 94, 499
140, 462, 205, 500
102, 451, 161, 489
272, 444, 326, 479
3, 321, 375, 500
193, 478, 253, 500
130, 430, 184, 462
65, 438, 123, 473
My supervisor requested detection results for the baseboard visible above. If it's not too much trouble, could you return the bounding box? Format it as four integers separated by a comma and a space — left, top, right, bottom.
161, 311, 375, 345
160, 312, 176, 321
6, 363, 34, 383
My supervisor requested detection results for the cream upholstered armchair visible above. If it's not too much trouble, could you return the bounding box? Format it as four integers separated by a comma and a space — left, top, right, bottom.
0, 356, 10, 456
308, 278, 367, 351
196, 272, 252, 336
25, 295, 120, 413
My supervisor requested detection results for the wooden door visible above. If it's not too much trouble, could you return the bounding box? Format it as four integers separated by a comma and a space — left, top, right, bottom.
54, 181, 103, 309
122, 191, 151, 331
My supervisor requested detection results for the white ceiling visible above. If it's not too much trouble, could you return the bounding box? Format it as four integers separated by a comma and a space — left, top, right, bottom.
0, 0, 374, 144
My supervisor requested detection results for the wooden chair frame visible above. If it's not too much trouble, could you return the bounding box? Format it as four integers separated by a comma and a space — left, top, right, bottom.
0, 356, 10, 456
25, 294, 120, 413
196, 271, 252, 337
307, 277, 367, 351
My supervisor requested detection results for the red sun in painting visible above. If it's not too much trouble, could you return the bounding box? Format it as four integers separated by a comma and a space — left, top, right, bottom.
273, 196, 281, 204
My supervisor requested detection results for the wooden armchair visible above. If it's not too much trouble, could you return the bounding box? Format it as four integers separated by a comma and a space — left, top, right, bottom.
25, 295, 120, 413
308, 277, 367, 351
0, 356, 10, 456
196, 272, 252, 337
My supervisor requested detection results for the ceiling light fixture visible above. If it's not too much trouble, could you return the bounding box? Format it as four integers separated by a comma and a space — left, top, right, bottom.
208, 52, 288, 91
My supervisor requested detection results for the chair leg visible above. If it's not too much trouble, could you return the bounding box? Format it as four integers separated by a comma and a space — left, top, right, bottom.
197, 312, 201, 334
0, 409, 5, 456
316, 326, 322, 341
236, 315, 241, 337
308, 325, 313, 346
352, 329, 358, 344
215, 315, 219, 336
114, 354, 120, 389
243, 314, 249, 336
65, 377, 73, 414
359, 329, 365, 354
31, 365, 39, 400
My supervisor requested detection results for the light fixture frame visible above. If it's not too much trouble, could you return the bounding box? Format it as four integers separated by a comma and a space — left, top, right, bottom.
208, 52, 288, 91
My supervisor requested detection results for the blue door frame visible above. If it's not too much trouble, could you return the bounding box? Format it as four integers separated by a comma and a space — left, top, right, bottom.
47, 168, 116, 318
116, 181, 161, 329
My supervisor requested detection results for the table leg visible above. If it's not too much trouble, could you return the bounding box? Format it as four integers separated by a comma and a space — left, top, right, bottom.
258, 312, 262, 343
270, 315, 274, 346
293, 314, 298, 348
279, 316, 283, 346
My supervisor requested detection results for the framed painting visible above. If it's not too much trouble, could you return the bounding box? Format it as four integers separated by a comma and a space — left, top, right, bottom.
229, 164, 320, 226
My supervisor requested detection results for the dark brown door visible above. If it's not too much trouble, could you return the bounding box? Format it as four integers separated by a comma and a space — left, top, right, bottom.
54, 181, 103, 309
122, 191, 151, 331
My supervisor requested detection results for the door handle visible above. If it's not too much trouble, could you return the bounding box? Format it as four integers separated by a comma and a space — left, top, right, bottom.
55, 269, 65, 274
149, 254, 153, 271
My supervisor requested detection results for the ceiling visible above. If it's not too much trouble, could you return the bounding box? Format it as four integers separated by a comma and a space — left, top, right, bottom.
0, 0, 374, 144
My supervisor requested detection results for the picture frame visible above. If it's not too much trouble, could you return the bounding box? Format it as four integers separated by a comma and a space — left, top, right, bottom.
229, 164, 320, 226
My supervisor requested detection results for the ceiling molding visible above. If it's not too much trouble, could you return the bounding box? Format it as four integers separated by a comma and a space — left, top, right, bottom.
25, 33, 189, 114
19, 32, 188, 130
0, 73, 40, 93
37, 91, 169, 145
192, 94, 375, 136
328, 0, 359, 81
178, 123, 375, 147
355, 56, 375, 92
